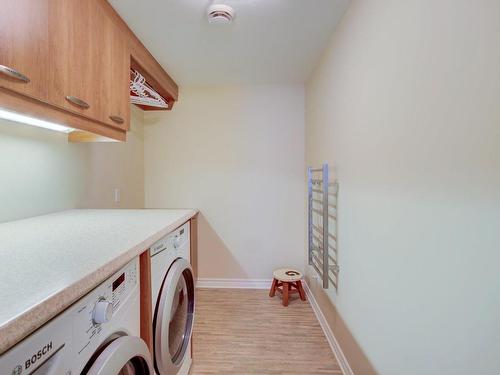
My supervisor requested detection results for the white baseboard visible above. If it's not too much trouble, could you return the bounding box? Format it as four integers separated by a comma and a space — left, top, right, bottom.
196, 278, 272, 289
303, 282, 354, 375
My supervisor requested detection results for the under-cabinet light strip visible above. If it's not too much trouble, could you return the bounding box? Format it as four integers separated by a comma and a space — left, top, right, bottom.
0, 108, 74, 133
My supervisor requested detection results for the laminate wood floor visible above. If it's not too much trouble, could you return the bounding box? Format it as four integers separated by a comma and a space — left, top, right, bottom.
190, 288, 342, 375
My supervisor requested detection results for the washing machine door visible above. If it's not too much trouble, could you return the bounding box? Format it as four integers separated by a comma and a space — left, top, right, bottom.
153, 258, 195, 375
84, 335, 153, 375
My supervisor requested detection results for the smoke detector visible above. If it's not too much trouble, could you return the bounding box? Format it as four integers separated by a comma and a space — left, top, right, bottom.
207, 4, 235, 25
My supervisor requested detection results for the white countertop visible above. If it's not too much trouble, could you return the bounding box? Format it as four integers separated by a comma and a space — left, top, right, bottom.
0, 208, 198, 354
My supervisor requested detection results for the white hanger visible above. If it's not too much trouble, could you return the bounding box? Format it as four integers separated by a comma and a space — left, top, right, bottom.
130, 69, 168, 109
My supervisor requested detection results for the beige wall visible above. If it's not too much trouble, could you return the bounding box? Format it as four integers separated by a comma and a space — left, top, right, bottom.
80, 106, 145, 209
0, 106, 145, 222
306, 1, 500, 374
144, 85, 306, 279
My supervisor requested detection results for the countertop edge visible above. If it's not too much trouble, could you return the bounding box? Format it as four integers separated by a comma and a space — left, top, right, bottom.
0, 209, 198, 355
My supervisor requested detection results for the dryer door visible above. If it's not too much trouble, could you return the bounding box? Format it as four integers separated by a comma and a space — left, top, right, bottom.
83, 336, 153, 375
154, 258, 195, 375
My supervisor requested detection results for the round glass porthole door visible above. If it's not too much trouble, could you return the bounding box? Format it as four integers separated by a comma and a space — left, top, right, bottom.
82, 335, 153, 375
154, 258, 195, 375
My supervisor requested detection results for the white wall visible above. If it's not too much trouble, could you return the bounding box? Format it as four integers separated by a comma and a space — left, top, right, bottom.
144, 85, 305, 279
306, 1, 500, 374
0, 106, 145, 222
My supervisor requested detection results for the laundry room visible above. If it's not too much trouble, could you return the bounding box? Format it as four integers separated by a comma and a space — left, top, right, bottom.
0, 1, 499, 374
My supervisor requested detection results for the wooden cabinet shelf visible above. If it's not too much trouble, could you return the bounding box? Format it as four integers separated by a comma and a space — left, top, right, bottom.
0, 0, 178, 142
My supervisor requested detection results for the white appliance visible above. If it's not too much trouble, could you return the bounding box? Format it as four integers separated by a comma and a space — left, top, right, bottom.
0, 257, 153, 374
150, 222, 195, 375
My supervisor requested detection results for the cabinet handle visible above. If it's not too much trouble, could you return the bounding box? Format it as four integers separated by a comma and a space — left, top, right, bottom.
0, 65, 30, 83
109, 115, 124, 124
65, 96, 90, 109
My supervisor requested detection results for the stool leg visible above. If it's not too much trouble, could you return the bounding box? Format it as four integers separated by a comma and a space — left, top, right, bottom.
269, 278, 278, 297
297, 280, 306, 301
283, 282, 289, 307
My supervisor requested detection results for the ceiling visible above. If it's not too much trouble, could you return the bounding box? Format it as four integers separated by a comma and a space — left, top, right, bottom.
109, 0, 351, 86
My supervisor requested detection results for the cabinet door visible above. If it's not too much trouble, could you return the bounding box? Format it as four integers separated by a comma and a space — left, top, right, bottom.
99, 8, 130, 130
0, 0, 49, 101
48, 0, 101, 120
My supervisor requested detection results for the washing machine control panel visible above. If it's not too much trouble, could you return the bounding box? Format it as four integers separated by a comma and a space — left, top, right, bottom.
150, 222, 190, 257
73, 258, 138, 356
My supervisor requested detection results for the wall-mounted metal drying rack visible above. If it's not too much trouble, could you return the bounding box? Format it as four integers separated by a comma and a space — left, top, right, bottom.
308, 163, 339, 289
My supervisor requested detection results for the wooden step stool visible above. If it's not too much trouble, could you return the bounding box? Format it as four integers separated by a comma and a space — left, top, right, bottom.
269, 268, 306, 306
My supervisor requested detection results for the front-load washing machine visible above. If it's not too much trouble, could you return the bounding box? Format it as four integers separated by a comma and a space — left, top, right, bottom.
0, 257, 153, 374
150, 221, 195, 375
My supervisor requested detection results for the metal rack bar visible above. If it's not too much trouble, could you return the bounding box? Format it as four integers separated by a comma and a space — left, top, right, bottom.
312, 234, 323, 245
312, 247, 338, 266
311, 260, 323, 280
312, 251, 323, 267
321, 164, 329, 289
312, 236, 337, 250
329, 243, 338, 252
311, 266, 338, 290
312, 224, 322, 236
307, 167, 313, 265
311, 255, 338, 289
329, 276, 338, 289
312, 208, 323, 216
312, 224, 337, 241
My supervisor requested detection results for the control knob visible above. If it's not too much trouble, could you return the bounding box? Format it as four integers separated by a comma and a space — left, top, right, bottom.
173, 235, 182, 249
93, 299, 112, 325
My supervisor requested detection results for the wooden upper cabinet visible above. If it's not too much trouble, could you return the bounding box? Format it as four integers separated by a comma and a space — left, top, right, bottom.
0, 0, 50, 100
0, 0, 177, 141
48, 0, 129, 130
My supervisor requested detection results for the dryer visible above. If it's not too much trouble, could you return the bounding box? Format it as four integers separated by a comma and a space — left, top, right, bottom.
0, 257, 153, 374
150, 221, 195, 375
